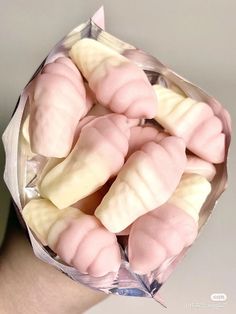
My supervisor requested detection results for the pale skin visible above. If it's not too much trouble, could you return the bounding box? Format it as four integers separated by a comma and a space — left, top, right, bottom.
0, 208, 107, 314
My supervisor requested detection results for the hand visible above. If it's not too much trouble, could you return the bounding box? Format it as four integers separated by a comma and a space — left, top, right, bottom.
0, 207, 107, 314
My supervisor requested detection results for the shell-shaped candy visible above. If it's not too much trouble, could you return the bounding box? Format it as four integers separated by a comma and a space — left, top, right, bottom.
22, 199, 79, 245
168, 173, 212, 222
22, 198, 121, 277
128, 203, 198, 274
39, 114, 135, 209
153, 84, 225, 163
128, 126, 167, 158
185, 155, 216, 181
95, 136, 187, 233
28, 57, 87, 158
73, 103, 112, 144
69, 38, 157, 118
72, 115, 97, 147
128, 172, 211, 274
47, 213, 121, 277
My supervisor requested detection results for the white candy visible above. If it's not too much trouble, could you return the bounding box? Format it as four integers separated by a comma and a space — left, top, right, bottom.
22, 199, 80, 245
168, 173, 211, 222
69, 38, 126, 80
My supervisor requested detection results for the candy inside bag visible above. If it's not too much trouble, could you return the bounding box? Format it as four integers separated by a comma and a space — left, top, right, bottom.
2, 8, 231, 305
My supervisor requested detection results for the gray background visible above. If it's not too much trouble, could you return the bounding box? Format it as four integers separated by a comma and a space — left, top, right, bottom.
0, 1, 235, 313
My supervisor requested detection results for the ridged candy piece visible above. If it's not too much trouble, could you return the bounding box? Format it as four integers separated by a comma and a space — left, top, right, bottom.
73, 103, 112, 144
47, 214, 121, 277
95, 136, 187, 232
22, 199, 121, 277
37, 157, 63, 185
72, 115, 97, 147
28, 57, 87, 158
168, 173, 211, 222
69, 38, 157, 118
153, 84, 225, 163
186, 155, 216, 181
39, 114, 134, 209
128, 173, 211, 274
22, 199, 79, 245
128, 126, 167, 158
128, 204, 198, 274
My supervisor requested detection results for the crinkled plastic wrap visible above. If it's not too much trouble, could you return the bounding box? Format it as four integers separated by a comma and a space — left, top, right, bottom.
2, 8, 231, 305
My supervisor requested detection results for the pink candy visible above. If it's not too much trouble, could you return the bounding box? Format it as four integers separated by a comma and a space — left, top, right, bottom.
129, 204, 198, 274
94, 136, 187, 233
22, 39, 225, 278
89, 60, 157, 118
28, 57, 87, 158
69, 38, 157, 119
39, 114, 136, 209
127, 126, 167, 158
153, 84, 225, 164
49, 214, 121, 277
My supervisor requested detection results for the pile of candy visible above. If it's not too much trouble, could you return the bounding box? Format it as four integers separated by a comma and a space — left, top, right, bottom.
22, 38, 225, 278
